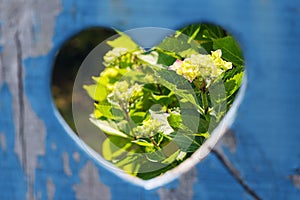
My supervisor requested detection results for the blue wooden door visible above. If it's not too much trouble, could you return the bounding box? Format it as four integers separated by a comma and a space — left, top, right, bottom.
0, 0, 300, 199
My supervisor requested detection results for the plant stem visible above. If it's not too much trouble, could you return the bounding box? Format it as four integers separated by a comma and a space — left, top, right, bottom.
202, 91, 209, 114
156, 84, 163, 95
150, 137, 161, 150
201, 89, 211, 122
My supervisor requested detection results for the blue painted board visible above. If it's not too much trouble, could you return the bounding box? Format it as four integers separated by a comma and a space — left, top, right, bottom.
0, 0, 300, 199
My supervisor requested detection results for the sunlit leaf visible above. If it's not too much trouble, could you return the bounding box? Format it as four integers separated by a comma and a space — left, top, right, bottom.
107, 31, 139, 51
132, 139, 154, 147
90, 118, 130, 138
83, 84, 107, 102
213, 36, 243, 67
102, 136, 132, 160
224, 72, 243, 98
167, 111, 182, 129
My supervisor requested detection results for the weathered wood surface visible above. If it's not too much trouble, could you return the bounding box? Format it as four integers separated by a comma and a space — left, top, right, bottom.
0, 0, 300, 199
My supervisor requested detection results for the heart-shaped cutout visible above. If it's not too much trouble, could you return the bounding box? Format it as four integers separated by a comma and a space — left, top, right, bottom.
67, 24, 245, 186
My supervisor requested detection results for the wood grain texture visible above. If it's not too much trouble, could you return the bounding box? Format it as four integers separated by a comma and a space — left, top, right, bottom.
0, 0, 300, 199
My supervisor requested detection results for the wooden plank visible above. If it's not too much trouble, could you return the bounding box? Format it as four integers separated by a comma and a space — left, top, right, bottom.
1, 0, 300, 199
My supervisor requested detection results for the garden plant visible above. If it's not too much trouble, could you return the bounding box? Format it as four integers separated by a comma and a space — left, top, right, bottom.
84, 24, 244, 179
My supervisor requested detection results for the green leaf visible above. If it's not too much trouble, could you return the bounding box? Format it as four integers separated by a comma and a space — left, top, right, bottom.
209, 78, 227, 105
155, 69, 205, 114
116, 120, 132, 135
146, 150, 166, 162
201, 24, 225, 39
94, 103, 114, 119
151, 94, 170, 101
167, 111, 182, 129
83, 84, 107, 102
155, 132, 166, 146
178, 47, 200, 57
122, 68, 202, 118
176, 23, 225, 53
195, 132, 210, 138
197, 118, 210, 133
222, 65, 244, 81
161, 150, 180, 164
156, 37, 190, 55
132, 139, 154, 147
130, 111, 146, 123
118, 70, 156, 85
213, 36, 244, 67
115, 154, 143, 175
107, 31, 139, 51
156, 50, 177, 66
102, 136, 132, 160
178, 23, 225, 40
180, 101, 201, 132
137, 163, 175, 180
224, 72, 243, 98
172, 129, 202, 152
155, 32, 202, 58
178, 24, 202, 38
90, 118, 130, 138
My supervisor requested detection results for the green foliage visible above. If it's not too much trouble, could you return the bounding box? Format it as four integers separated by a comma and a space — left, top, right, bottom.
213, 36, 243, 67
84, 24, 244, 180
107, 30, 139, 51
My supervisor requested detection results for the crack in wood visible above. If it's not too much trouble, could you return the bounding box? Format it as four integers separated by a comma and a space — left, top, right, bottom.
211, 147, 262, 200
15, 30, 28, 175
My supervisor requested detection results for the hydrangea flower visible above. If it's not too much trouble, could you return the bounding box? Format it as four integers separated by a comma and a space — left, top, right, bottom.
168, 49, 232, 84
133, 118, 162, 138
103, 47, 128, 66
108, 81, 142, 111
211, 49, 232, 70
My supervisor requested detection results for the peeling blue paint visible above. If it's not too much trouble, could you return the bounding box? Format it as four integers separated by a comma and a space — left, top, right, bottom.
0, 84, 26, 199
31, 15, 42, 43
24, 55, 88, 199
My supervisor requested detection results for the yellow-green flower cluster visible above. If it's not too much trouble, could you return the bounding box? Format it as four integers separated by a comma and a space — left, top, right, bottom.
168, 49, 232, 84
103, 47, 128, 66
211, 49, 232, 70
103, 47, 140, 68
133, 118, 162, 138
108, 81, 142, 110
